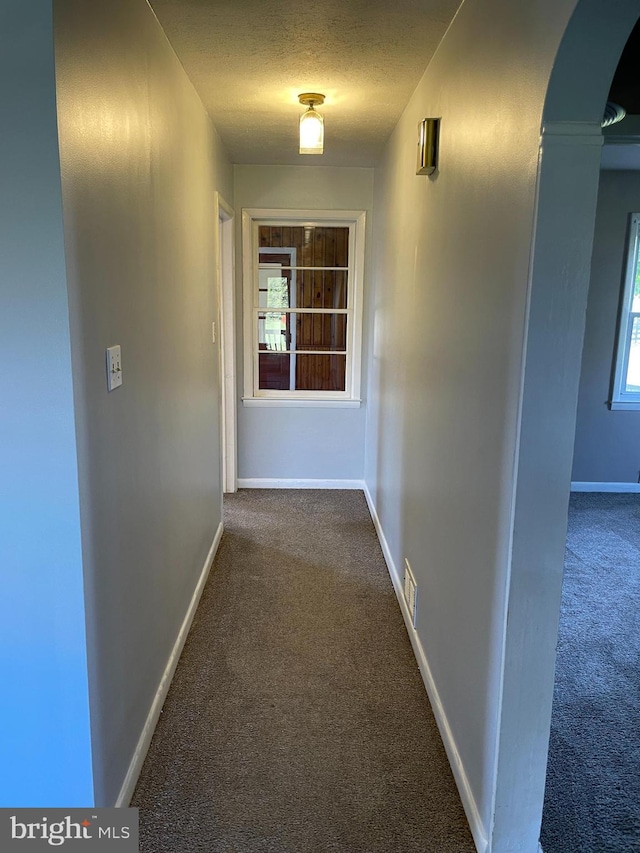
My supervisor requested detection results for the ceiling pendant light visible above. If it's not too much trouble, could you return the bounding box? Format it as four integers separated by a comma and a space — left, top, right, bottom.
298, 93, 325, 155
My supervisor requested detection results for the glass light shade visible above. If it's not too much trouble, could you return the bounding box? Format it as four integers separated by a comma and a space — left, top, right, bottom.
299, 107, 324, 155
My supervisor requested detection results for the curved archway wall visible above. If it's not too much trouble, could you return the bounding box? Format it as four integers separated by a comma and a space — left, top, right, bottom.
364, 1, 639, 851
500, 1, 640, 850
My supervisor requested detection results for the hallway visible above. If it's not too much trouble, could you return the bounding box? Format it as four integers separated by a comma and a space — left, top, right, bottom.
132, 490, 475, 852
8, 2, 636, 846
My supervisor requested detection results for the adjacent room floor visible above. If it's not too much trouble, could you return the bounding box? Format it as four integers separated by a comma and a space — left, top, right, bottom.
541, 493, 640, 853
132, 489, 475, 852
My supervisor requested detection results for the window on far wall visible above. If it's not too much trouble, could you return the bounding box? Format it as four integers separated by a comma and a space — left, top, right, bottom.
612, 212, 640, 410
241, 209, 365, 407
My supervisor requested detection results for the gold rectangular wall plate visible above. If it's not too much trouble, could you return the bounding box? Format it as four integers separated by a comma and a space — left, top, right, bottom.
417, 118, 440, 175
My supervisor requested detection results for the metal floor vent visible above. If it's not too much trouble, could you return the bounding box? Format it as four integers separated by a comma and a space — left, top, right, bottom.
403, 559, 417, 629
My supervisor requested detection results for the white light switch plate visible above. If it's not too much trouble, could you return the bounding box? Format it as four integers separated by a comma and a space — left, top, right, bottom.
211, 321, 216, 344
106, 345, 122, 391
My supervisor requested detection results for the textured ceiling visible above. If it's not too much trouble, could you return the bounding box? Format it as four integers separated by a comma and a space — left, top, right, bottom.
148, 0, 462, 167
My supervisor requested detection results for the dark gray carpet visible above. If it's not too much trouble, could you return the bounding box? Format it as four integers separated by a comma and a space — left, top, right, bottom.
132, 489, 475, 852
541, 493, 640, 853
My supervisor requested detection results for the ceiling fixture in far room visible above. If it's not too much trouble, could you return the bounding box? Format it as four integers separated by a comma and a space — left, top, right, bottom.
298, 93, 325, 155
601, 101, 626, 127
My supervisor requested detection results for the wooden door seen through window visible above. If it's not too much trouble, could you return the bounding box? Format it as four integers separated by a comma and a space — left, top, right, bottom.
257, 225, 348, 393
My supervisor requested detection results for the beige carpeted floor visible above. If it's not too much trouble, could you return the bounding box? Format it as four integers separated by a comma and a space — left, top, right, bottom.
132, 489, 475, 852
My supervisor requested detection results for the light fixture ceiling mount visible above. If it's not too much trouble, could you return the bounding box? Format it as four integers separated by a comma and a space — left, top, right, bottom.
298, 93, 325, 108
298, 93, 325, 155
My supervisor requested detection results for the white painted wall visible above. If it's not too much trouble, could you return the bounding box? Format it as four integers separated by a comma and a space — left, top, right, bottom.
493, 126, 603, 853
362, 1, 613, 850
367, 0, 640, 849
495, 4, 640, 849
0, 0, 93, 807
233, 165, 373, 483
572, 170, 640, 483
54, 0, 232, 805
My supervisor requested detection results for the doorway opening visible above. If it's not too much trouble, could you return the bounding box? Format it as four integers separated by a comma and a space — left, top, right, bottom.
494, 4, 640, 851
504, 5, 640, 852
215, 193, 237, 494
541, 29, 640, 844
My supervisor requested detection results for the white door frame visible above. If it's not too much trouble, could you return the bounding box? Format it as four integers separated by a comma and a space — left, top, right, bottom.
215, 193, 237, 493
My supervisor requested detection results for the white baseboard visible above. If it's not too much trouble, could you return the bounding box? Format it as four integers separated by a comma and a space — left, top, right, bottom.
571, 481, 640, 492
237, 478, 365, 490
115, 522, 224, 807
363, 483, 489, 853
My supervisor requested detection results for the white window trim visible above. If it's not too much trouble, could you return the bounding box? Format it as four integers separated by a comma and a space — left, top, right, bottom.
241, 208, 365, 407
611, 212, 640, 410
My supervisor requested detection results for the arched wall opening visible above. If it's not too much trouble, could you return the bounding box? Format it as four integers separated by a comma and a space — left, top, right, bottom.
494, 1, 640, 850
